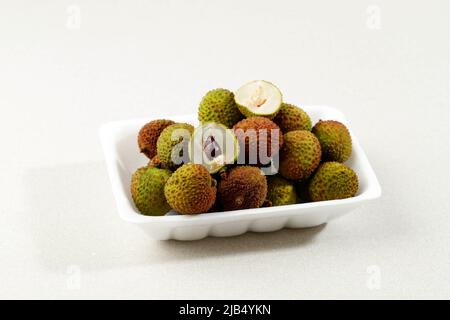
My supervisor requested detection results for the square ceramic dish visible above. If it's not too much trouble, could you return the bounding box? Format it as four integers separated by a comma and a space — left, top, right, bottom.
100, 106, 381, 241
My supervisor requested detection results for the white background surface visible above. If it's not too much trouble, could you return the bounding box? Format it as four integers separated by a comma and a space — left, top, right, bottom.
1, 0, 449, 299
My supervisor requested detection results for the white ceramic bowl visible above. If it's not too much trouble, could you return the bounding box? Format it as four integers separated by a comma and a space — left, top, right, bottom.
100, 106, 381, 241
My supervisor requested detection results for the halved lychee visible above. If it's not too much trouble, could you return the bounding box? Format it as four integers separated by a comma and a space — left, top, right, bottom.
189, 123, 240, 174
234, 80, 283, 119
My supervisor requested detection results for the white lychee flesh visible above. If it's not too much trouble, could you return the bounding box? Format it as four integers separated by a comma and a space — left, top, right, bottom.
235, 80, 282, 117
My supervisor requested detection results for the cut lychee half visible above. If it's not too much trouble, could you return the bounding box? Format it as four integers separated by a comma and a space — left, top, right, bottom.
235, 80, 283, 119
189, 123, 240, 174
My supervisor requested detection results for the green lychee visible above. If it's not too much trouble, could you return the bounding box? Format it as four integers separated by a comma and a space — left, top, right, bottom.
157, 123, 194, 170
279, 130, 322, 180
164, 164, 217, 215
198, 89, 243, 128
308, 162, 359, 201
267, 175, 297, 207
312, 120, 352, 163
130, 166, 172, 216
274, 103, 312, 133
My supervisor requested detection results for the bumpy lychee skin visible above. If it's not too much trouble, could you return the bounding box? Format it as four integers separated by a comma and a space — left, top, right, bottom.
279, 130, 322, 180
233, 117, 283, 165
198, 89, 243, 128
157, 123, 194, 170
138, 119, 175, 159
274, 103, 312, 133
131, 166, 172, 216
218, 166, 268, 211
267, 175, 297, 207
308, 162, 358, 201
164, 164, 217, 215
312, 120, 352, 163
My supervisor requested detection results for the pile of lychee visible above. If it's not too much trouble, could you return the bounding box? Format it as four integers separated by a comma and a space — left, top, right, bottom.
131, 80, 358, 216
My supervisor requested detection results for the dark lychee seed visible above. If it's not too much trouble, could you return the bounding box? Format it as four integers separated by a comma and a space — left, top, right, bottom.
204, 136, 222, 161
